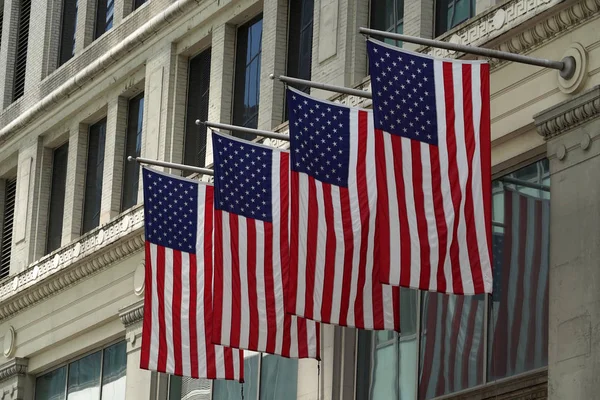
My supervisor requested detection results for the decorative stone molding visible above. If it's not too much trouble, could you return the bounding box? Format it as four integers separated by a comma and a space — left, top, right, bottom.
2, 328, 15, 358
0, 206, 145, 322
133, 261, 145, 296
119, 300, 145, 327
0, 359, 27, 384
534, 86, 600, 139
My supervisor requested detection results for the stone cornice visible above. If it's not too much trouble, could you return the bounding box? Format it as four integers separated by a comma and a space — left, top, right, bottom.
0, 206, 145, 322
0, 359, 27, 383
534, 85, 600, 139
119, 300, 144, 327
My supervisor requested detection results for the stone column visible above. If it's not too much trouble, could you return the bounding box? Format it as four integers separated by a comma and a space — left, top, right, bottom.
0, 358, 34, 400
533, 85, 600, 400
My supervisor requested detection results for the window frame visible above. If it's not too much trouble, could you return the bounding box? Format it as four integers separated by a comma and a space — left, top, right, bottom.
33, 339, 127, 400
46, 142, 69, 254
57, 0, 77, 67
81, 117, 107, 235
434, 0, 475, 37
368, 0, 405, 48
121, 92, 145, 212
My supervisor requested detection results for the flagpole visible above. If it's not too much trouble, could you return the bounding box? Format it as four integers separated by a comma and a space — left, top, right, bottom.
197, 120, 290, 141
271, 74, 373, 99
359, 27, 576, 80
128, 156, 215, 176
500, 177, 550, 192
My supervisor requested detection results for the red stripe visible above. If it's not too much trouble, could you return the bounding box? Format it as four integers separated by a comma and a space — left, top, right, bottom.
460, 297, 481, 390
304, 177, 319, 320
392, 286, 400, 331
411, 140, 431, 290
320, 183, 336, 322
443, 62, 464, 295
212, 209, 224, 361
288, 171, 301, 314
315, 321, 321, 360
140, 242, 153, 369
510, 195, 528, 373
338, 187, 354, 326
480, 64, 493, 281
354, 109, 370, 328
430, 146, 448, 293
264, 222, 278, 355
279, 153, 291, 305
229, 214, 242, 349
525, 199, 543, 370
223, 348, 235, 382
156, 245, 168, 372
296, 316, 309, 358
202, 188, 214, 378
446, 296, 465, 393
461, 64, 485, 293
391, 135, 411, 287
238, 350, 245, 382
172, 251, 183, 376
246, 218, 259, 350
435, 295, 450, 397
418, 293, 438, 397
374, 129, 392, 285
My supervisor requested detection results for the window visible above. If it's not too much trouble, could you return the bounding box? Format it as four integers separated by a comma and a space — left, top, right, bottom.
47, 143, 69, 254
370, 0, 404, 47
212, 353, 297, 400
286, 0, 314, 94
132, 0, 145, 11
355, 159, 550, 399
94, 0, 114, 39
0, 178, 16, 279
35, 341, 127, 400
58, 0, 77, 66
13, 0, 31, 102
434, 0, 475, 37
232, 16, 263, 139
184, 48, 211, 168
82, 118, 106, 234
356, 288, 417, 400
121, 93, 144, 211
167, 376, 211, 400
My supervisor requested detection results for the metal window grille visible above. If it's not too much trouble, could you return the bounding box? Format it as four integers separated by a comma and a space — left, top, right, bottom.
13, 0, 31, 102
0, 178, 16, 279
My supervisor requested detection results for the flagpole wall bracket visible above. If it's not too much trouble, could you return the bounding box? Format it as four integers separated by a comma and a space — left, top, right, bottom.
197, 120, 290, 141
128, 155, 215, 176
270, 74, 373, 99
557, 43, 588, 94
359, 28, 580, 81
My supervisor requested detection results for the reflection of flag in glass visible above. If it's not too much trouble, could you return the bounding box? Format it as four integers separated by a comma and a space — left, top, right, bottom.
489, 188, 550, 379
140, 168, 243, 381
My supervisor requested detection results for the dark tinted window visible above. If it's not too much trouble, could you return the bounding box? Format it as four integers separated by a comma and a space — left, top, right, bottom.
184, 48, 211, 167
47, 143, 69, 254
82, 118, 106, 234
121, 93, 144, 211
58, 0, 77, 66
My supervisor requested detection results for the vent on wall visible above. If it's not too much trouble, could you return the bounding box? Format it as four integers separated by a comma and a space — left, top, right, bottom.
0, 178, 17, 279
13, 0, 31, 102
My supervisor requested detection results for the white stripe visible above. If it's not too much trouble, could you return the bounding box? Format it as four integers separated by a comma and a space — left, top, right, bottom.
401, 137, 420, 289
346, 109, 361, 327
420, 143, 439, 291
233, 352, 240, 381
470, 64, 492, 293
181, 253, 191, 376
220, 212, 233, 347
255, 219, 268, 353
149, 244, 160, 370
330, 185, 345, 323
164, 249, 175, 373
313, 180, 327, 322
383, 131, 401, 285
434, 60, 454, 292
295, 173, 309, 315
215, 347, 225, 379
307, 320, 318, 359
363, 111, 378, 329
238, 217, 250, 349
452, 63, 473, 294
271, 151, 285, 355
290, 316, 299, 358
195, 186, 207, 378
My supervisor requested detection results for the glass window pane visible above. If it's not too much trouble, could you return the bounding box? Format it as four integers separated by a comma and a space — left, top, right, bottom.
101, 341, 127, 400
488, 162, 550, 381
47, 142, 69, 254
121, 93, 144, 211
212, 355, 259, 400
83, 119, 106, 234
419, 293, 485, 400
67, 351, 102, 400
35, 366, 67, 400
259, 355, 298, 400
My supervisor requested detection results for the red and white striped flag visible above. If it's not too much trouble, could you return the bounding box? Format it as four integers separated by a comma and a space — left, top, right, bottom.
141, 168, 243, 381
367, 39, 493, 294
211, 132, 320, 359
489, 188, 549, 379
286, 88, 400, 331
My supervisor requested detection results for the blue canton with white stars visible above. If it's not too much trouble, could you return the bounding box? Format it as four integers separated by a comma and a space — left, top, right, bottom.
212, 133, 273, 222
367, 40, 439, 146
287, 89, 351, 187
142, 168, 198, 254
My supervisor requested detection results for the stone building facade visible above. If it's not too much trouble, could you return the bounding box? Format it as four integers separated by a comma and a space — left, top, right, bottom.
0, 0, 598, 398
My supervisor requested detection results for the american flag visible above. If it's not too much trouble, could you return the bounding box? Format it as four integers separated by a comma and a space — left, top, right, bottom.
489, 188, 549, 379
418, 293, 485, 398
366, 39, 493, 295
286, 88, 400, 331
140, 168, 243, 381
211, 132, 320, 359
